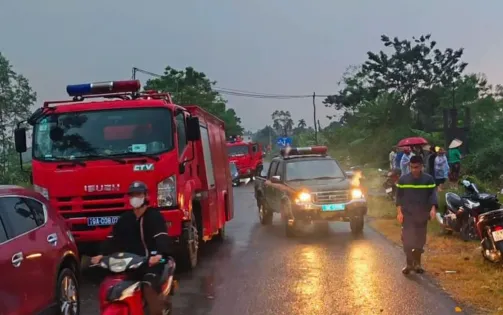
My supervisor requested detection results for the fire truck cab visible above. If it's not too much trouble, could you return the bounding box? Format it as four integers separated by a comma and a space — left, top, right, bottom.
226, 136, 264, 180
14, 80, 233, 270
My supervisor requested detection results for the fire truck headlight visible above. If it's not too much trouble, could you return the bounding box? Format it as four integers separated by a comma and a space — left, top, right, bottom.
34, 184, 49, 200
158, 176, 176, 207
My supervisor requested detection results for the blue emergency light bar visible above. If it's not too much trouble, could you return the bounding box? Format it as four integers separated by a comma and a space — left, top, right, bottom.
66, 80, 141, 97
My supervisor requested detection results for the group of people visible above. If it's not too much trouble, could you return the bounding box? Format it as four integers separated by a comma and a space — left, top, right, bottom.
389, 139, 463, 191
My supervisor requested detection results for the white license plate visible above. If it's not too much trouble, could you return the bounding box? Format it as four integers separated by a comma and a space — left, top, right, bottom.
492, 229, 503, 242
87, 216, 120, 226
385, 188, 393, 193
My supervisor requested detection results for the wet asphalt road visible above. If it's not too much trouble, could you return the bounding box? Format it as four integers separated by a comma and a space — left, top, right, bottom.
80, 183, 468, 315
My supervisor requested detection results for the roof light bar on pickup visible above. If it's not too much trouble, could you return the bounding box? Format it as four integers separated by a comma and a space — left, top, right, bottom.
66, 80, 141, 97
280, 146, 328, 157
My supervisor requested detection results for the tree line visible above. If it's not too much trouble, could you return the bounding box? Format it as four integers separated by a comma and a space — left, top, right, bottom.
254, 34, 503, 184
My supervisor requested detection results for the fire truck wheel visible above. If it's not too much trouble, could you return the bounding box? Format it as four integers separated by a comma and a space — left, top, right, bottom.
179, 213, 199, 271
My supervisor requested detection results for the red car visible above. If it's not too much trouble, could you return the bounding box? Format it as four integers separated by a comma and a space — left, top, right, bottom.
0, 185, 81, 314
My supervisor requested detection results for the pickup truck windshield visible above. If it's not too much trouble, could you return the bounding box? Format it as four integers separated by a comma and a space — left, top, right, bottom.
32, 108, 174, 161
286, 159, 345, 181
227, 145, 249, 156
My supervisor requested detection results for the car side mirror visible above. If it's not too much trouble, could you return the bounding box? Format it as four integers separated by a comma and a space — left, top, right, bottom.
14, 128, 27, 153
271, 175, 281, 183
186, 117, 201, 141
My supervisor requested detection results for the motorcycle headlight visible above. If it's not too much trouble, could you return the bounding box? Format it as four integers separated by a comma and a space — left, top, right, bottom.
464, 200, 480, 209
109, 257, 132, 273
351, 188, 363, 199
158, 176, 176, 207
33, 184, 49, 200
295, 191, 311, 205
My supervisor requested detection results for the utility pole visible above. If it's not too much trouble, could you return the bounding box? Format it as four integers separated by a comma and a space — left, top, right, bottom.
313, 92, 318, 144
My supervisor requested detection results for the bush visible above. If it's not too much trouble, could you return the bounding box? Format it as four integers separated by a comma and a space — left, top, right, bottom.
463, 140, 503, 182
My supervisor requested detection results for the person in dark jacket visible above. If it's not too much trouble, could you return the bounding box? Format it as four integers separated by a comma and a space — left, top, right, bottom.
396, 155, 437, 274
91, 181, 170, 315
426, 145, 437, 177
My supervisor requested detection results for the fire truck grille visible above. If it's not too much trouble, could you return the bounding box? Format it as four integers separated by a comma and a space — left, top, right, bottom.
55, 193, 126, 212
311, 190, 350, 205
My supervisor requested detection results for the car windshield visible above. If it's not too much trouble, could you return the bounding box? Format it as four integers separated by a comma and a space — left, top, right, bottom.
227, 145, 249, 156
229, 163, 238, 173
286, 159, 345, 181
32, 108, 174, 161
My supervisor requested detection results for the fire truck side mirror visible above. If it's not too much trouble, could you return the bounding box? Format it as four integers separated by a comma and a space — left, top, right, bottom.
186, 117, 201, 141
14, 128, 27, 153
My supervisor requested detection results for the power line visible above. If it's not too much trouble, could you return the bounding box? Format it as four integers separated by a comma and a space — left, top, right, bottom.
132, 67, 331, 99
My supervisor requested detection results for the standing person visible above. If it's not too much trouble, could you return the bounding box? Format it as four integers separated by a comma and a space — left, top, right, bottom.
395, 147, 404, 171
396, 155, 437, 274
434, 148, 449, 191
448, 139, 463, 182
389, 147, 397, 170
426, 145, 437, 177
400, 147, 412, 175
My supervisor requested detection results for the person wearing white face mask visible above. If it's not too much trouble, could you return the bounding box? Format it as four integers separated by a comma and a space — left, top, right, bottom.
90, 181, 171, 315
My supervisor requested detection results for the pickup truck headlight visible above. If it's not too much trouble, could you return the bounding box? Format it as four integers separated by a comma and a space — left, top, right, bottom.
33, 184, 49, 200
295, 191, 312, 205
157, 176, 176, 207
351, 188, 363, 199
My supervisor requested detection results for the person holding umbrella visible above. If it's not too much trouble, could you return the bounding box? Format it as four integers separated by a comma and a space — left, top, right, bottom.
448, 139, 463, 182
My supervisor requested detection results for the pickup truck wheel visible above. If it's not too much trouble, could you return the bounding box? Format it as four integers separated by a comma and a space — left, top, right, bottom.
179, 213, 199, 271
350, 216, 364, 235
282, 203, 296, 237
258, 202, 273, 225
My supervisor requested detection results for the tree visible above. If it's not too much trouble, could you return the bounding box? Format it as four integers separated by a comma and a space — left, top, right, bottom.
144, 66, 244, 135
324, 34, 468, 127
297, 119, 307, 129
0, 52, 36, 184
271, 110, 294, 136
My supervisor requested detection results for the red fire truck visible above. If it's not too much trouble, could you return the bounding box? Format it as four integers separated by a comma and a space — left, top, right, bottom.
226, 136, 264, 180
14, 80, 233, 270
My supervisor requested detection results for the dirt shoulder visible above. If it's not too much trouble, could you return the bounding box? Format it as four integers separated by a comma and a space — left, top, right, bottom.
367, 196, 503, 315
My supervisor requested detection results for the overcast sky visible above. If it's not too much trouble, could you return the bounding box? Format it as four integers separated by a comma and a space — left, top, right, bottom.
2, 0, 503, 131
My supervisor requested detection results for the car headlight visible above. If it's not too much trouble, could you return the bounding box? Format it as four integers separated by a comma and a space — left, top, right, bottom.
295, 191, 312, 205
351, 188, 363, 199
33, 184, 49, 200
158, 176, 176, 207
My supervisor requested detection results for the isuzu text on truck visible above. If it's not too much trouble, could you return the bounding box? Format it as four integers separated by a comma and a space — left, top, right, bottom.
14, 80, 234, 269
226, 136, 264, 180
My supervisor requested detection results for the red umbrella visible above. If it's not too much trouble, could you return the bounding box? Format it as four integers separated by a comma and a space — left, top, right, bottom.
397, 137, 428, 147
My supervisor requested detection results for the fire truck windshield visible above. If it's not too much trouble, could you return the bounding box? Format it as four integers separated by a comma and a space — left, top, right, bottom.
227, 145, 249, 156
32, 108, 174, 161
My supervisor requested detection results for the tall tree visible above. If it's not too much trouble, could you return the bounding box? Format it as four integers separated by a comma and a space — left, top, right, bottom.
0, 52, 36, 184
324, 34, 468, 127
297, 119, 307, 129
144, 66, 244, 135
271, 110, 294, 136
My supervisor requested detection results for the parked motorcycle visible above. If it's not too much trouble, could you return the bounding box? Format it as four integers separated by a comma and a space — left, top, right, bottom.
477, 209, 503, 263
437, 180, 501, 241
90, 252, 176, 315
380, 168, 400, 201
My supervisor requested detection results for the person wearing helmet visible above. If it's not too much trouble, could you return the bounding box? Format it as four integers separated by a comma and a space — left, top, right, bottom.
91, 181, 171, 315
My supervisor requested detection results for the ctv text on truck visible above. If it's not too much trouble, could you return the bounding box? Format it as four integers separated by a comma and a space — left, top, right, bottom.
14, 80, 234, 270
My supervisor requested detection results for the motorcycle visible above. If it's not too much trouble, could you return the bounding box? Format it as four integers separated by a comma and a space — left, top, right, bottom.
477, 209, 503, 263
380, 168, 400, 201
437, 180, 501, 241
90, 252, 176, 315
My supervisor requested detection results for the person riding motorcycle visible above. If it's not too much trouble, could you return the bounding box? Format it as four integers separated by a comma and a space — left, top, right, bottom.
91, 181, 171, 315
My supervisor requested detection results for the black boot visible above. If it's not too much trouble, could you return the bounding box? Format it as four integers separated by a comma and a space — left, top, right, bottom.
402, 253, 413, 275
412, 249, 424, 274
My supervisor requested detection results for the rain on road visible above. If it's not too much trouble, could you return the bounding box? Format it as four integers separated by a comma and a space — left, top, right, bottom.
80, 183, 468, 315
